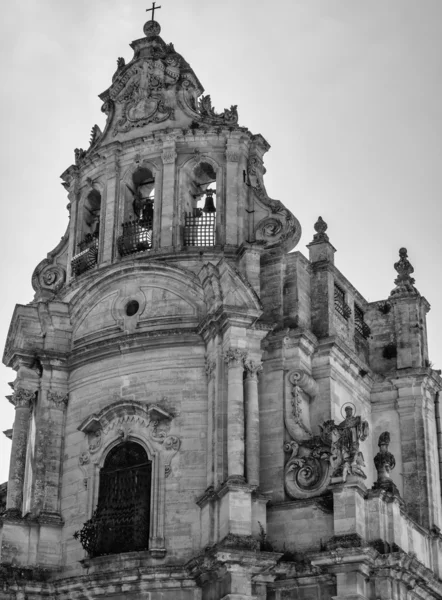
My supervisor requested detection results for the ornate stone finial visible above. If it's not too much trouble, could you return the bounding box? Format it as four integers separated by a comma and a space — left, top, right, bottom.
373, 431, 399, 494
390, 247, 417, 297
312, 216, 329, 243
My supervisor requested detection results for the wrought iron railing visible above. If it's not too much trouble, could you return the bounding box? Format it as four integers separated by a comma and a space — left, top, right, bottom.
183, 209, 216, 247
334, 283, 351, 320
117, 218, 153, 257
354, 305, 371, 339
71, 235, 98, 276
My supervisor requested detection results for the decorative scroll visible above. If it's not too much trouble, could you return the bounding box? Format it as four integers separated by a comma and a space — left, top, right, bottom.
283, 369, 331, 499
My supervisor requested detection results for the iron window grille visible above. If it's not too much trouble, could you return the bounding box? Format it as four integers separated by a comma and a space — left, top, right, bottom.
117, 217, 153, 257
74, 442, 152, 558
354, 304, 371, 339
71, 234, 99, 276
183, 209, 216, 247
334, 283, 351, 320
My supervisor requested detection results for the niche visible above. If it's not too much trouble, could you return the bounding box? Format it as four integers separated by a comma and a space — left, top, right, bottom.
81, 188, 101, 244
125, 167, 155, 225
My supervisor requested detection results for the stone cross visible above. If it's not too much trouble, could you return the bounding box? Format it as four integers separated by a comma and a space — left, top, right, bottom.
146, 2, 162, 20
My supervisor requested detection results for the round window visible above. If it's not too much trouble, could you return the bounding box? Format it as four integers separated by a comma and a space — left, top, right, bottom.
126, 300, 140, 317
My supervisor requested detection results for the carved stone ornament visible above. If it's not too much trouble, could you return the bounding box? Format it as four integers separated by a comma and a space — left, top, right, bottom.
243, 359, 263, 379
284, 369, 331, 499
255, 217, 284, 246
223, 348, 248, 368
390, 247, 418, 297
47, 390, 69, 409
78, 400, 180, 476
205, 358, 216, 379
32, 259, 66, 297
225, 150, 240, 163
311, 216, 329, 243
320, 405, 369, 481
13, 388, 36, 409
162, 149, 177, 164
198, 95, 238, 126
373, 431, 399, 494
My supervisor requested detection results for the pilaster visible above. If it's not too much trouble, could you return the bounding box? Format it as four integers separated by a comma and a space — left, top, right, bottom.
102, 145, 121, 265
161, 140, 177, 247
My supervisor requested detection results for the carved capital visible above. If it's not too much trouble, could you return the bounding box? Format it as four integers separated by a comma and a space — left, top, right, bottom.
223, 348, 247, 368
205, 358, 216, 379
162, 150, 177, 164
244, 359, 263, 379
47, 391, 69, 409
13, 388, 36, 409
226, 150, 240, 163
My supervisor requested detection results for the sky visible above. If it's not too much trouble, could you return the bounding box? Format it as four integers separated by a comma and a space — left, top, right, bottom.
0, 0, 442, 482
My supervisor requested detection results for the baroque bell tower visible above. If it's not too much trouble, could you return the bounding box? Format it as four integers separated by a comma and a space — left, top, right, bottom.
2, 11, 442, 600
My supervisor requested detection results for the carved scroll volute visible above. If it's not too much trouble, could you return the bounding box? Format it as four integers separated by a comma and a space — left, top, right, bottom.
283, 369, 332, 500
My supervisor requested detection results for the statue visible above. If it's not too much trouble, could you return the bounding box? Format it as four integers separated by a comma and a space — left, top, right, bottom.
373, 431, 399, 494
320, 405, 369, 481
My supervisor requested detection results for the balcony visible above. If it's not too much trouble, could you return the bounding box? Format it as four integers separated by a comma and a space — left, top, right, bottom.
71, 235, 98, 276
183, 209, 216, 247
117, 218, 153, 257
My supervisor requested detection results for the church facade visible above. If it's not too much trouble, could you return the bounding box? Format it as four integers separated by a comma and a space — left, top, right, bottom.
1, 14, 442, 600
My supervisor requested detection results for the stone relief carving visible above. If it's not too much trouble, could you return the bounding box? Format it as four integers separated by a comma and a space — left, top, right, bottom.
320, 405, 369, 481
205, 358, 216, 379
243, 359, 263, 379
162, 149, 177, 164
283, 369, 331, 499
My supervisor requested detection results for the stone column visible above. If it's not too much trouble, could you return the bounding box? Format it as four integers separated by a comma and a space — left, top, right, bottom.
224, 348, 247, 480
244, 359, 262, 487
6, 389, 36, 515
161, 141, 177, 248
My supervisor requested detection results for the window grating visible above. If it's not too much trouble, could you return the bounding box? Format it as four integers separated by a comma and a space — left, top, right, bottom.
354, 304, 371, 339
74, 442, 152, 558
71, 236, 98, 276
334, 283, 351, 320
183, 210, 216, 247
117, 218, 153, 257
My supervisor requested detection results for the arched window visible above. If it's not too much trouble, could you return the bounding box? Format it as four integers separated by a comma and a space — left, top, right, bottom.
183, 161, 217, 247
74, 442, 152, 557
71, 188, 102, 276
118, 167, 155, 256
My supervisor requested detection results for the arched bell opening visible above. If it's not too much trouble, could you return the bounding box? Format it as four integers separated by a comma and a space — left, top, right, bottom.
71, 188, 102, 277
118, 167, 155, 257
183, 160, 217, 247
74, 441, 152, 558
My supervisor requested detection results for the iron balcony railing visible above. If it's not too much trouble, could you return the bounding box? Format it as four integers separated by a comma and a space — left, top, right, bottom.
334, 283, 351, 320
71, 235, 99, 276
117, 218, 153, 257
183, 209, 216, 247
354, 305, 371, 339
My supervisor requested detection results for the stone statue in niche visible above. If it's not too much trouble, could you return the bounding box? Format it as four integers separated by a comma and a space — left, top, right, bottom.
373, 431, 399, 495
283, 370, 332, 499
320, 405, 369, 481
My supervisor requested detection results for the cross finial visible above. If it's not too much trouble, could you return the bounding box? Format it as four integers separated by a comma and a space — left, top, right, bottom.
146, 2, 162, 21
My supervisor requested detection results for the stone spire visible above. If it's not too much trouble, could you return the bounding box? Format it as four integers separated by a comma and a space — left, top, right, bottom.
390, 247, 418, 297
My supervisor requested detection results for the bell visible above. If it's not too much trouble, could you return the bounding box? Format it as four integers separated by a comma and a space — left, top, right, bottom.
202, 189, 216, 213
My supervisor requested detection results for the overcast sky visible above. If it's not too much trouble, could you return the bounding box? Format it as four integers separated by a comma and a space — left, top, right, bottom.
1, 0, 441, 482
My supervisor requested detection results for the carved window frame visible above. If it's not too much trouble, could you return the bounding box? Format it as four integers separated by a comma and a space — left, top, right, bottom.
78, 400, 180, 559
